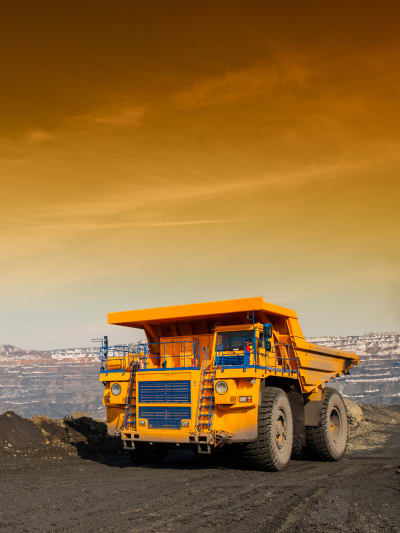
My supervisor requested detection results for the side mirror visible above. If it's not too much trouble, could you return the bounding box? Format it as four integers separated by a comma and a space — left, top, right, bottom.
264, 323, 273, 339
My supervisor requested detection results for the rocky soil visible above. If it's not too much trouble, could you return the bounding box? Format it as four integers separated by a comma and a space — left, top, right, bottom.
0, 403, 399, 532
0, 410, 122, 459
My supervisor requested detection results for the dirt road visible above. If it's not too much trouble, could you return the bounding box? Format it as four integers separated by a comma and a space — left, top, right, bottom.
0, 407, 399, 533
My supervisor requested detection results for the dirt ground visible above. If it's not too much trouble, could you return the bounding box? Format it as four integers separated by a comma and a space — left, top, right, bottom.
0, 406, 399, 533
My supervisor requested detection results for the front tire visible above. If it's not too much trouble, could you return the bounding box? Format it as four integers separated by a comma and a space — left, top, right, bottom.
243, 387, 293, 471
306, 388, 347, 461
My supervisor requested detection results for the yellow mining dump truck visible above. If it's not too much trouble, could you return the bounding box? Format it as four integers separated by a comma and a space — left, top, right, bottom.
98, 297, 359, 470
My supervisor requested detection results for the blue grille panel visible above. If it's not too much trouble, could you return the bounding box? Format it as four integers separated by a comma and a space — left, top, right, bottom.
215, 355, 245, 366
139, 380, 191, 403
139, 406, 191, 429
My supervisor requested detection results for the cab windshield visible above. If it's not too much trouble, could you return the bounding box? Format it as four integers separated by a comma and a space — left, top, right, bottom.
216, 330, 254, 351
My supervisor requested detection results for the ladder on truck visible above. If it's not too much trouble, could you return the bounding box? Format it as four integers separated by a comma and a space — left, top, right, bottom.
123, 360, 137, 429
195, 347, 216, 453
274, 343, 300, 376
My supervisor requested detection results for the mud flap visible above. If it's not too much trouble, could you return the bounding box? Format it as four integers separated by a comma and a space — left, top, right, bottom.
287, 391, 306, 452
304, 400, 323, 427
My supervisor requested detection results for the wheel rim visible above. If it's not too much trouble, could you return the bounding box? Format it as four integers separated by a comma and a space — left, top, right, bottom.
275, 408, 288, 450
329, 407, 342, 444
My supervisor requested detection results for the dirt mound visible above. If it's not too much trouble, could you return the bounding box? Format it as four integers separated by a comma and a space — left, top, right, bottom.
347, 404, 400, 452
33, 413, 122, 457
61, 414, 122, 457
33, 412, 123, 457
31, 414, 72, 453
0, 411, 44, 454
344, 398, 364, 427
360, 403, 400, 424
0, 411, 122, 458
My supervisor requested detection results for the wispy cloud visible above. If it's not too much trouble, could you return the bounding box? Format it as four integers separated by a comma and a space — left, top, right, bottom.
0, 105, 144, 155
3, 137, 400, 239
91, 106, 144, 126
175, 55, 310, 108
59, 217, 252, 231
25, 129, 54, 142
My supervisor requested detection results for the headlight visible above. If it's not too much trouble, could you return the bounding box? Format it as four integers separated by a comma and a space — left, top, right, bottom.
111, 383, 122, 396
215, 381, 228, 395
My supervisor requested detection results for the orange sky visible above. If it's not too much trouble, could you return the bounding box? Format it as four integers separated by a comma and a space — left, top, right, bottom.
0, 2, 399, 348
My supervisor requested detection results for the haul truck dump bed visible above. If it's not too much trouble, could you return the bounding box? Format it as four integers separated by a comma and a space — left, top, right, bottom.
98, 297, 359, 470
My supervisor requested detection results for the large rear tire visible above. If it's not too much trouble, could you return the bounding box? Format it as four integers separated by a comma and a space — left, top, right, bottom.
243, 386, 293, 471
306, 388, 347, 461
129, 443, 167, 465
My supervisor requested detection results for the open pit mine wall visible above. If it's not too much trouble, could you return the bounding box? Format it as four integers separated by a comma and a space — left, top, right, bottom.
313, 333, 400, 404
0, 333, 399, 419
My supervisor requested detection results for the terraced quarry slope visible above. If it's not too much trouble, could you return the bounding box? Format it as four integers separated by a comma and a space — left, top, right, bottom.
313, 333, 400, 404
0, 332, 399, 419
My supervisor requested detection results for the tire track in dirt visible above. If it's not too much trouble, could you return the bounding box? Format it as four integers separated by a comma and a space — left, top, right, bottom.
123, 477, 277, 532
131, 460, 368, 533
1, 417, 400, 533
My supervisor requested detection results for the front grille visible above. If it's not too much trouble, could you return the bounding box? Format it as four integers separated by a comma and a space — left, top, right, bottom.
215, 355, 245, 366
139, 406, 191, 429
139, 380, 191, 403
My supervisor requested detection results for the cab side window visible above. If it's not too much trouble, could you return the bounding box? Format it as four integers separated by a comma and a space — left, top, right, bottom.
258, 330, 266, 349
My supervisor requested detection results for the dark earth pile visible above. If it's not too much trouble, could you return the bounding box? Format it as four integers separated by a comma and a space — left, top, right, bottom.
0, 411, 122, 458
0, 411, 44, 454
0, 404, 399, 532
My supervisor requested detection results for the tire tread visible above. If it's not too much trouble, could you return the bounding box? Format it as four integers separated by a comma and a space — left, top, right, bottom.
242, 386, 293, 471
305, 387, 347, 461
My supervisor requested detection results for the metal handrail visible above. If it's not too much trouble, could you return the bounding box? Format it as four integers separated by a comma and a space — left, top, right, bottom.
99, 339, 201, 373
214, 339, 300, 376
268, 343, 300, 375
97, 337, 300, 375
215, 336, 256, 372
